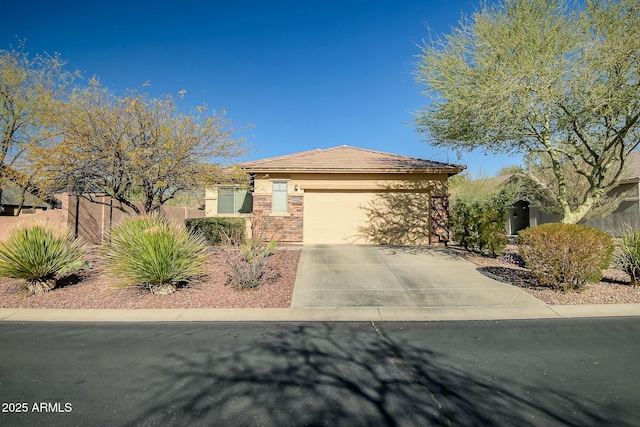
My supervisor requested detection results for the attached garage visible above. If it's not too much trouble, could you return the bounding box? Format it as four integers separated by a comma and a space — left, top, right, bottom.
208, 146, 465, 245
303, 190, 378, 244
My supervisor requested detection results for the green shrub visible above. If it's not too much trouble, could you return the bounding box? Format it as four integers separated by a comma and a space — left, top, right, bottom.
185, 217, 245, 245
0, 224, 86, 295
104, 214, 208, 295
613, 228, 640, 286
518, 223, 613, 291
225, 238, 277, 290
450, 193, 508, 256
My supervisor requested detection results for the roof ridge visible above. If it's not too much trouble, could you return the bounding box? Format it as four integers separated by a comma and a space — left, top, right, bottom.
241, 148, 324, 165
323, 145, 462, 168
240, 145, 465, 172
244, 145, 456, 165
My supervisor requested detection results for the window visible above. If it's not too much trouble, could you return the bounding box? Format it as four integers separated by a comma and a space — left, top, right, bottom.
272, 181, 288, 213
217, 188, 252, 214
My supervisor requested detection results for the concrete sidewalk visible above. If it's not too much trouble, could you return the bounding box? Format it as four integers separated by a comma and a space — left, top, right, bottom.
1, 304, 640, 322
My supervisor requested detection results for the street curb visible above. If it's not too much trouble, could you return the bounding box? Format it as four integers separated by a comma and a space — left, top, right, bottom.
1, 304, 640, 322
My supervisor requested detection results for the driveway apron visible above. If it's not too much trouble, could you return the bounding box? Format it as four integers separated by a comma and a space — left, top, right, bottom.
291, 245, 545, 308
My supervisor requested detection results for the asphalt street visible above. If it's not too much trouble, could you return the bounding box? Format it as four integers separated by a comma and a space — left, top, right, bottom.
1, 318, 639, 426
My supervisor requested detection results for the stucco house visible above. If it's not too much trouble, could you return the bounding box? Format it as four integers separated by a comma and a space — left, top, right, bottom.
550, 151, 640, 235
0, 184, 55, 216
491, 151, 640, 236
205, 146, 465, 245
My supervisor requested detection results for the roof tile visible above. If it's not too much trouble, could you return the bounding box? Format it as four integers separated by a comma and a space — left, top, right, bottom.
241, 145, 465, 173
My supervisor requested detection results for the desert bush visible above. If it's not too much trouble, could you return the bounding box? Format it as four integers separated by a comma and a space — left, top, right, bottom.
613, 228, 640, 286
450, 193, 508, 256
518, 223, 613, 291
185, 217, 245, 246
0, 224, 86, 295
104, 214, 208, 295
225, 238, 277, 290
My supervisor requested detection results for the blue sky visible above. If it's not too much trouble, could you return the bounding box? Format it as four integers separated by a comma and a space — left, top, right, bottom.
1, 0, 521, 176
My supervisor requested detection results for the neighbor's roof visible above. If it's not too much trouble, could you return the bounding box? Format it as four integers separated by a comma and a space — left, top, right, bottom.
0, 185, 50, 208
241, 145, 466, 174
475, 151, 640, 187
621, 151, 640, 182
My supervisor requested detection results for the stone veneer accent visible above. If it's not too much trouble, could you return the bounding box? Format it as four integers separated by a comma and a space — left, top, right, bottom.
430, 195, 450, 245
251, 194, 303, 244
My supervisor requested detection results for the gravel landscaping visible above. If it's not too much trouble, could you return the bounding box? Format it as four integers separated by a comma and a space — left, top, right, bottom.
0, 248, 301, 309
2, 243, 639, 308
451, 245, 640, 305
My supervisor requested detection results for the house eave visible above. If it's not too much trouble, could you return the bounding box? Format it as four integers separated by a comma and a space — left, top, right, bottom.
241, 167, 466, 175
617, 177, 640, 185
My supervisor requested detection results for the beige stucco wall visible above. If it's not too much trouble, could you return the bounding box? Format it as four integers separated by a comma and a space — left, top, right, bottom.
252, 172, 449, 194
256, 172, 448, 245
204, 187, 217, 217
208, 173, 448, 216
0, 207, 67, 241
206, 172, 451, 245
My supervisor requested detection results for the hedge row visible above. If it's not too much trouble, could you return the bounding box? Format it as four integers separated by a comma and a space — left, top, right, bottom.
184, 217, 246, 245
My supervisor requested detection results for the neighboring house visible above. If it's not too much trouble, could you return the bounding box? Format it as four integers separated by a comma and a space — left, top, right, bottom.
490, 152, 640, 236
0, 184, 55, 216
577, 152, 640, 235
206, 145, 465, 245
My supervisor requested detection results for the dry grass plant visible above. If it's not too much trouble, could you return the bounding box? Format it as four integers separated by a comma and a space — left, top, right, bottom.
102, 214, 208, 295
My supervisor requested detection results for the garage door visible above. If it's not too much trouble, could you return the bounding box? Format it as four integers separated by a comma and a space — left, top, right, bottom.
303, 190, 377, 244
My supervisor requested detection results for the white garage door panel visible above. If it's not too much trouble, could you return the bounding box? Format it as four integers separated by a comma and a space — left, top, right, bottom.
303, 191, 376, 244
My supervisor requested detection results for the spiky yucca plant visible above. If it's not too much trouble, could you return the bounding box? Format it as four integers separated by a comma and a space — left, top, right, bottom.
103, 214, 208, 295
0, 224, 86, 295
613, 228, 640, 286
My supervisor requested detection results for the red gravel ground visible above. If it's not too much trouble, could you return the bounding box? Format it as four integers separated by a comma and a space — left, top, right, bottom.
2, 244, 640, 308
450, 245, 640, 305
0, 249, 301, 309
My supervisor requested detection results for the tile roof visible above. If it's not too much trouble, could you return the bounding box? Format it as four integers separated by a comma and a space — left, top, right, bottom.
476, 151, 640, 186
0, 184, 50, 208
241, 145, 466, 174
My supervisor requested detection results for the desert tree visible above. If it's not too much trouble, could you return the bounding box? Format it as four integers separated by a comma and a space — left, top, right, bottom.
415, 0, 640, 223
43, 79, 246, 214
0, 43, 78, 211
518, 153, 631, 220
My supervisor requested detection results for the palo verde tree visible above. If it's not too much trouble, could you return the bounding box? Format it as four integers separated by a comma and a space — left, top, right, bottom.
0, 44, 78, 210
415, 0, 640, 224
43, 79, 245, 214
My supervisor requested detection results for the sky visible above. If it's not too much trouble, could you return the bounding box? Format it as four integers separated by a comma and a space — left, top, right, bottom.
1, 0, 522, 176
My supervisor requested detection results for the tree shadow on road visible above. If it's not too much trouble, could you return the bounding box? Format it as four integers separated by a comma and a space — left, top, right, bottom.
126, 322, 626, 426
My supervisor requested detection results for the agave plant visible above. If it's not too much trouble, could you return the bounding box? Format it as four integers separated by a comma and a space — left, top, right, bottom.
613, 228, 640, 286
0, 224, 86, 295
102, 214, 208, 295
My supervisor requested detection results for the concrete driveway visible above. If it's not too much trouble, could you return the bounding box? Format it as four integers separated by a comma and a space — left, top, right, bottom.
291, 245, 545, 309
